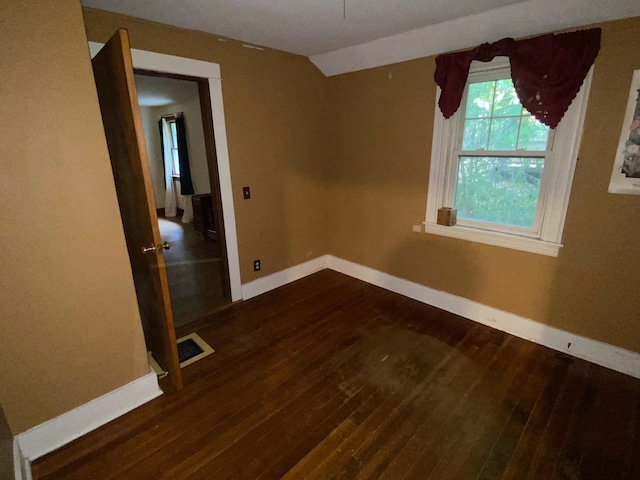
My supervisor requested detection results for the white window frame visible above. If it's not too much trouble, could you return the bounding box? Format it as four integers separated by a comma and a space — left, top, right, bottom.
424, 57, 593, 256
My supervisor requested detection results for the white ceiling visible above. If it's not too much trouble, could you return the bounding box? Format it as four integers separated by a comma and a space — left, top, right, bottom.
83, 0, 528, 56
312, 0, 640, 76
134, 74, 198, 107
84, 0, 640, 77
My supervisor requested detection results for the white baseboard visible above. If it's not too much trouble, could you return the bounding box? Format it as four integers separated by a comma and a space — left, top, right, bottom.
239, 254, 640, 379
325, 255, 640, 380
241, 255, 329, 300
15, 370, 162, 479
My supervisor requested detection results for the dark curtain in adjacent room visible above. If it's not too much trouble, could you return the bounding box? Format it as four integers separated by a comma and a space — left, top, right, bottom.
175, 115, 195, 195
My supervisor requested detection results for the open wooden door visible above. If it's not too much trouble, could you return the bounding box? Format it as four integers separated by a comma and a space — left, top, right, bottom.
92, 29, 182, 390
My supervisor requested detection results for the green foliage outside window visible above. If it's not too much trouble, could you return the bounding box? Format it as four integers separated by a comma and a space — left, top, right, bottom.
455, 157, 544, 228
454, 79, 550, 229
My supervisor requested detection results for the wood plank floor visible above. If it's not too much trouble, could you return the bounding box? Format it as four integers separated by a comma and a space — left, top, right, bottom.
32, 270, 640, 479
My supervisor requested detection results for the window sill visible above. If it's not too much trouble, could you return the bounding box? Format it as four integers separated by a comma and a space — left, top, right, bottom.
422, 222, 562, 257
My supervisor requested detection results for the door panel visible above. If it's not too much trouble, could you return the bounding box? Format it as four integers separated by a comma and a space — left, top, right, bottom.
92, 29, 182, 390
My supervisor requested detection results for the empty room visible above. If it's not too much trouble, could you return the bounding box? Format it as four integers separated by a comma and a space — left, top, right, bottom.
1, 1, 640, 479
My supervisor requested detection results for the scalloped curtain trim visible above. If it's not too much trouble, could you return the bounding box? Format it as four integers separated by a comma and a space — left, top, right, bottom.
434, 28, 601, 128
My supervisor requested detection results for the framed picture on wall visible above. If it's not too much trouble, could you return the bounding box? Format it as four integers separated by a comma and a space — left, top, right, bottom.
609, 69, 640, 195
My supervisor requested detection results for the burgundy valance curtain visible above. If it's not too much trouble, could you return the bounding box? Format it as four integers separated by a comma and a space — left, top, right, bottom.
434, 28, 601, 128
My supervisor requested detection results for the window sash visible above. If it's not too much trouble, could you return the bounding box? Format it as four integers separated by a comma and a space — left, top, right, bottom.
445, 152, 551, 237
171, 147, 180, 176
446, 65, 557, 238
459, 69, 556, 153
168, 119, 180, 176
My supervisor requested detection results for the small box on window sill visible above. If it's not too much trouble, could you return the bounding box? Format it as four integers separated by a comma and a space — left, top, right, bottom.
437, 207, 457, 226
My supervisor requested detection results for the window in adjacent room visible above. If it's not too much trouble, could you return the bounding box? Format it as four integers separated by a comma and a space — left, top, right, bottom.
169, 118, 181, 177
424, 58, 592, 256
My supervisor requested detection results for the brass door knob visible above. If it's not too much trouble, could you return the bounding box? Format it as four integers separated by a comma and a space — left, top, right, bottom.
141, 242, 171, 254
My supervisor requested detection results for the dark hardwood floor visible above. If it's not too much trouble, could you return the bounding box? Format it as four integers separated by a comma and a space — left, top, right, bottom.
32, 270, 640, 479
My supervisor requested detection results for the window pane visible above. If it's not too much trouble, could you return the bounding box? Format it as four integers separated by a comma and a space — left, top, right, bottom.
465, 81, 495, 118
462, 119, 490, 150
488, 117, 519, 150
517, 115, 550, 151
171, 148, 180, 175
492, 79, 522, 117
170, 122, 178, 147
454, 156, 544, 228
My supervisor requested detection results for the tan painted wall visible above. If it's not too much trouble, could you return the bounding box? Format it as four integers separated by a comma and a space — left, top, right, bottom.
139, 105, 166, 207
83, 8, 331, 281
0, 0, 150, 434
327, 17, 640, 354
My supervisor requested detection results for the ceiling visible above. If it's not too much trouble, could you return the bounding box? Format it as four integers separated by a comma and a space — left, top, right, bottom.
84, 0, 640, 77
83, 0, 528, 56
134, 74, 198, 107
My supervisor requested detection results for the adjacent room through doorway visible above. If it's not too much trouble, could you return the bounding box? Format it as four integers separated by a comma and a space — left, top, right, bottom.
134, 72, 230, 328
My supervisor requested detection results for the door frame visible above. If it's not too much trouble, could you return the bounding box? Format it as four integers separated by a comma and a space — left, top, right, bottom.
89, 42, 242, 301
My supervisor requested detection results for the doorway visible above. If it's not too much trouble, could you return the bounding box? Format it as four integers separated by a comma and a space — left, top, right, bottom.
134, 72, 229, 327
89, 37, 242, 389
89, 40, 243, 301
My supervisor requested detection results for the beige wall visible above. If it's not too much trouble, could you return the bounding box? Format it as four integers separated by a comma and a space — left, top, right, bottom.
0, 0, 150, 434
327, 17, 640, 354
83, 8, 331, 281
139, 105, 166, 207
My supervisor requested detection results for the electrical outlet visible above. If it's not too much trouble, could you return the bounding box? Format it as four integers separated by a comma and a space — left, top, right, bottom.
253, 259, 261, 271
243, 186, 251, 199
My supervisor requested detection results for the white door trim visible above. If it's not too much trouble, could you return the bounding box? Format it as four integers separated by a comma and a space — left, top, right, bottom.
89, 42, 242, 301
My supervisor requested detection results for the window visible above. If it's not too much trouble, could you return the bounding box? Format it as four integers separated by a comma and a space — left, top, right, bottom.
425, 58, 592, 256
169, 119, 180, 176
